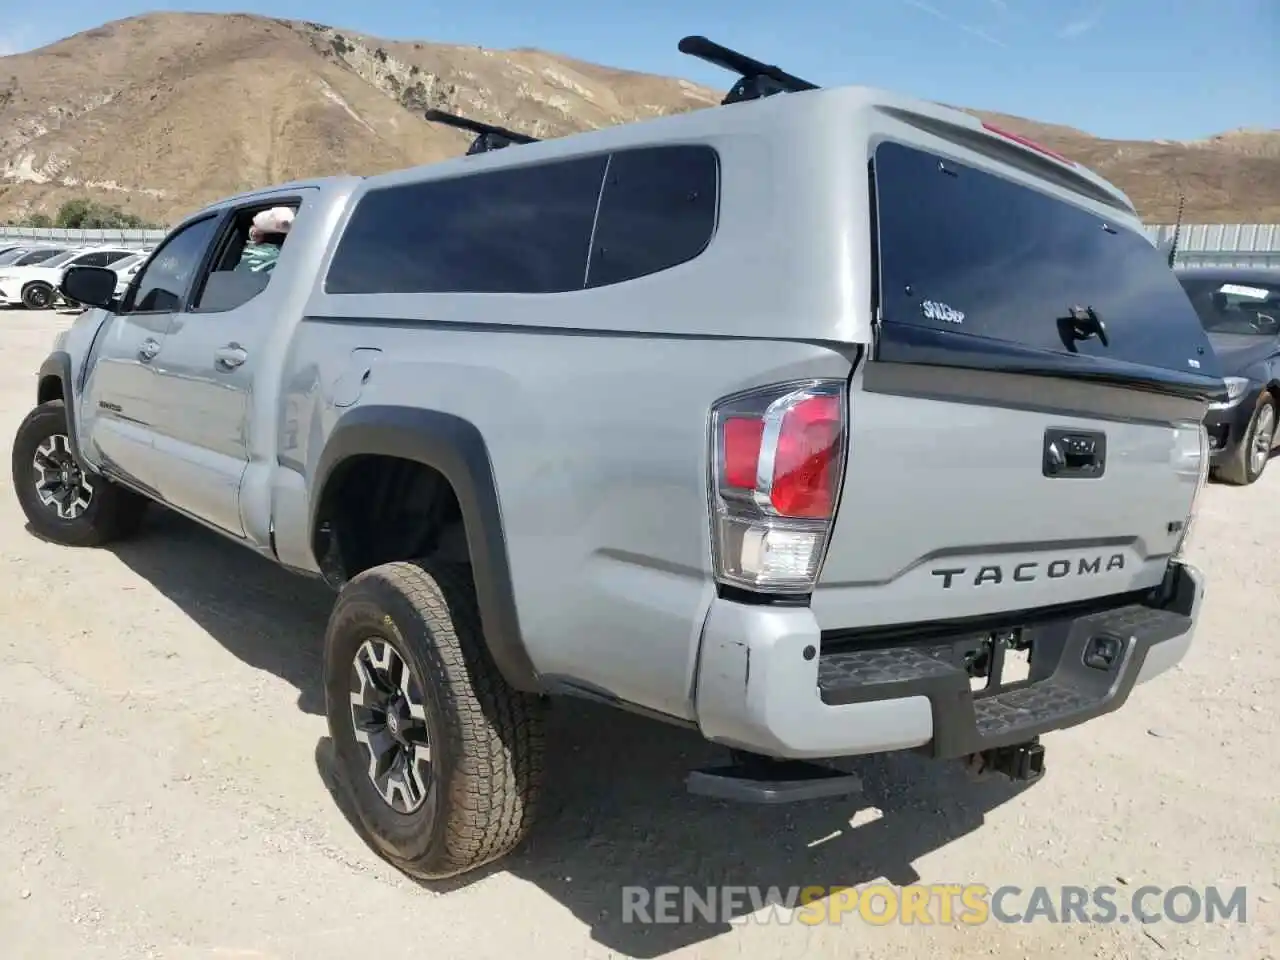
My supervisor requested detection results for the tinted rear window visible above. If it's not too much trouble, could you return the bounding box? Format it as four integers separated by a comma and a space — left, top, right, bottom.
872, 140, 1215, 375
586, 145, 719, 288
15, 249, 62, 265
326, 145, 720, 296
326, 155, 608, 295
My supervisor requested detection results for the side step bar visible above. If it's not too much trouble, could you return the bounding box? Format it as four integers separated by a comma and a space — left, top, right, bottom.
687, 750, 863, 804
687, 737, 1046, 803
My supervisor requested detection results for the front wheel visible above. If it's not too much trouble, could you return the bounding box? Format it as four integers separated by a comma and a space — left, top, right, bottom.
21, 282, 54, 310
1214, 393, 1277, 486
11, 401, 149, 546
323, 559, 546, 880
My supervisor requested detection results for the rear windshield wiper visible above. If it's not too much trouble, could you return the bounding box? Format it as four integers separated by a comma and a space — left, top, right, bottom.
424, 108, 541, 155
677, 35, 820, 105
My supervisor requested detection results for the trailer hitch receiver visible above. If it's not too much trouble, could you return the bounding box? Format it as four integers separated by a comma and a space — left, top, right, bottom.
967, 738, 1046, 782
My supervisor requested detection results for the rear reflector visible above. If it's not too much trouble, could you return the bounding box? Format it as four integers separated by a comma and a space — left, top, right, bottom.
722, 417, 765, 490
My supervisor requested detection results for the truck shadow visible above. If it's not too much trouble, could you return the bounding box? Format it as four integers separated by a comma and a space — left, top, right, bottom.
316, 721, 1030, 957
107, 507, 1031, 959
105, 507, 333, 715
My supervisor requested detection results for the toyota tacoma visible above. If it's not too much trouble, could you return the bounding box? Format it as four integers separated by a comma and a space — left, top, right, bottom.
10, 36, 1222, 880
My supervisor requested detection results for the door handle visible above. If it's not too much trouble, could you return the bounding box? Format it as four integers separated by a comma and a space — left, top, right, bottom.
214, 344, 247, 371
137, 338, 160, 362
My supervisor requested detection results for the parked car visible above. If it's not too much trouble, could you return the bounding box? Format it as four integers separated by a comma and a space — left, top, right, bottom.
1177, 267, 1280, 485
0, 246, 137, 309
107, 251, 149, 298
13, 36, 1220, 882
0, 245, 68, 268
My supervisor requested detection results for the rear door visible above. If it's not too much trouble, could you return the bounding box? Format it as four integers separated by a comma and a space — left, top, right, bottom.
812, 139, 1222, 627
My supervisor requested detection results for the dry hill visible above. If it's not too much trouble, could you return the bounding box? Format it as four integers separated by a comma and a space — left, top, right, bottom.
0, 12, 1276, 225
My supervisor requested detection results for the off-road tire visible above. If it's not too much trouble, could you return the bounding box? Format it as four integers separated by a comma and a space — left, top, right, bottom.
21, 282, 54, 310
11, 400, 149, 546
324, 559, 546, 880
1214, 392, 1277, 486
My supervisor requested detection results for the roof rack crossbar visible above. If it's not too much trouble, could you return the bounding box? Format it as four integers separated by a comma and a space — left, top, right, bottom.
677, 35, 819, 105
424, 108, 540, 155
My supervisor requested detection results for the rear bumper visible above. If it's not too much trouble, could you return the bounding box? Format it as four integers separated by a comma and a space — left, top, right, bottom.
693, 561, 1204, 761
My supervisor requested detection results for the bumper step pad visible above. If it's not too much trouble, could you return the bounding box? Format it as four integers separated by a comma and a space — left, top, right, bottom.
817, 603, 1191, 759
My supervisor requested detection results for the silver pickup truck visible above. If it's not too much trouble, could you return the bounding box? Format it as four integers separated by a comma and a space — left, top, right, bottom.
10, 38, 1223, 882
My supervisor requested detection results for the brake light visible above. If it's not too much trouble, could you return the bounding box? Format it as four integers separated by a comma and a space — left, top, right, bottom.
1172, 419, 1210, 560
981, 121, 1076, 167
771, 395, 843, 517
710, 381, 847, 592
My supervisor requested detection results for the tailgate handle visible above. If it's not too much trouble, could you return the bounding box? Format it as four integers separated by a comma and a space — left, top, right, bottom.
1043, 429, 1106, 478
1059, 305, 1109, 348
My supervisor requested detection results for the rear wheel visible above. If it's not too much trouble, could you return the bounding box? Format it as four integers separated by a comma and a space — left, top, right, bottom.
11, 401, 148, 546
1215, 392, 1277, 486
323, 559, 546, 880
21, 282, 54, 310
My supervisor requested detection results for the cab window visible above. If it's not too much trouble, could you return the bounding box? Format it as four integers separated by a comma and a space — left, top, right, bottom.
189, 202, 299, 313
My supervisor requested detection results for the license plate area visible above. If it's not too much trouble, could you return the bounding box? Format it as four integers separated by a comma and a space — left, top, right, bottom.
951, 630, 1034, 696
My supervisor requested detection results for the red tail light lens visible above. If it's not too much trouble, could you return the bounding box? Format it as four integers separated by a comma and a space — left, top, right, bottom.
718, 394, 842, 519
709, 380, 848, 593
722, 416, 764, 490
770, 395, 842, 518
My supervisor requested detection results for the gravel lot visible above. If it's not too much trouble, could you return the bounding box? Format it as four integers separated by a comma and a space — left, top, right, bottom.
1, 308, 1277, 960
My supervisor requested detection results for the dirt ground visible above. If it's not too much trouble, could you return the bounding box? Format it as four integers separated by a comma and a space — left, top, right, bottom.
0, 309, 1276, 960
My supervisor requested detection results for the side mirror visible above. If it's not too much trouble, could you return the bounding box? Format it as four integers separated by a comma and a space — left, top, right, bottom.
60, 265, 119, 311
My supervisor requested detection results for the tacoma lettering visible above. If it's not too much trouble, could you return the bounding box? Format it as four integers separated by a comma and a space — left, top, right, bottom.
931, 554, 1125, 588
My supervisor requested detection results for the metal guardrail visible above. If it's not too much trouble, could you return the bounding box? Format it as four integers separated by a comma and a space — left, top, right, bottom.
3, 223, 1279, 267
1144, 223, 1280, 270
0, 226, 166, 250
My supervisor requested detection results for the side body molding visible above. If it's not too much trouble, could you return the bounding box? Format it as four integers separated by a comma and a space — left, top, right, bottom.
309, 405, 542, 692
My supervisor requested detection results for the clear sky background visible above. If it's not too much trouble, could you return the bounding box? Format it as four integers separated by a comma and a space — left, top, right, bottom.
0, 0, 1275, 141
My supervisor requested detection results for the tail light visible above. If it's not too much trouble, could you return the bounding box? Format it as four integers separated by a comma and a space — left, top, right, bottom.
709, 380, 847, 592
1172, 419, 1210, 560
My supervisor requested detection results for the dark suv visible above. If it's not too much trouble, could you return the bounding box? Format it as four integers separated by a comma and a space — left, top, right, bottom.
1177, 267, 1280, 485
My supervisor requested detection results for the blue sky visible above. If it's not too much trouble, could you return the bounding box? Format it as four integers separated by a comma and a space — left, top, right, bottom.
1, 1, 1275, 141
